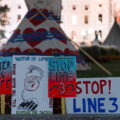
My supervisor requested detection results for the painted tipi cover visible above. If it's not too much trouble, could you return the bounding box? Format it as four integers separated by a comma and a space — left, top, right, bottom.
1, 0, 77, 56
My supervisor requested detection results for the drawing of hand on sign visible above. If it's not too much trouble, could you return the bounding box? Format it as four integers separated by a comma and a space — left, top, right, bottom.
17, 65, 43, 111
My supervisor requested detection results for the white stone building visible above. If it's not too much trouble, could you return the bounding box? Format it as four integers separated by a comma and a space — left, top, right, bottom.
0, 0, 62, 48
60, 0, 119, 46
0, 0, 27, 47
0, 0, 120, 48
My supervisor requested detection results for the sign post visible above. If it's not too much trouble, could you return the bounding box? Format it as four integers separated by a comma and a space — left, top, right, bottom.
1, 95, 5, 114
61, 97, 65, 114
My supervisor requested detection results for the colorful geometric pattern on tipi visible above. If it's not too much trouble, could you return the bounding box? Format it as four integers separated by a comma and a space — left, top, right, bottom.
0, 1, 77, 56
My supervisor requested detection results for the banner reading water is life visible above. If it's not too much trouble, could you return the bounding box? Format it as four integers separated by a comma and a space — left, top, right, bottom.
12, 56, 53, 114
0, 57, 12, 94
48, 56, 76, 98
66, 77, 120, 114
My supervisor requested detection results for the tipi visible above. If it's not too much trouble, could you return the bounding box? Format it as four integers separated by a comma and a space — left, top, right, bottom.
1, 0, 77, 56
103, 19, 120, 50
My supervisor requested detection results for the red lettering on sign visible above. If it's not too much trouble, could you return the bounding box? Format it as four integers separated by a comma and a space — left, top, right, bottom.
83, 81, 91, 94
91, 81, 99, 94
100, 80, 107, 94
76, 80, 111, 95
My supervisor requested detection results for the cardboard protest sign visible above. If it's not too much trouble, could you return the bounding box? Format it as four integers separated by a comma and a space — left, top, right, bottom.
12, 56, 53, 114
48, 56, 76, 97
66, 77, 120, 114
0, 57, 12, 94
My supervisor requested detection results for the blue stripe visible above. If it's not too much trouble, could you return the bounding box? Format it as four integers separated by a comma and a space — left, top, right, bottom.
8, 37, 67, 43
25, 10, 60, 22
0, 51, 86, 66
26, 10, 49, 17
8, 32, 67, 43
10, 31, 66, 37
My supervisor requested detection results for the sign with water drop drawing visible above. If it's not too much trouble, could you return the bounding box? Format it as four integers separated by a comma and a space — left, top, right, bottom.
48, 56, 76, 98
12, 56, 53, 114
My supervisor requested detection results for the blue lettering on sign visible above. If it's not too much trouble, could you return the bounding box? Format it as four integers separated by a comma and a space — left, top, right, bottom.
83, 98, 86, 112
73, 98, 118, 113
38, 57, 48, 61
73, 99, 81, 112
15, 57, 30, 61
73, 98, 107, 113
31, 57, 36, 61
88, 98, 97, 112
109, 98, 118, 113
98, 98, 105, 113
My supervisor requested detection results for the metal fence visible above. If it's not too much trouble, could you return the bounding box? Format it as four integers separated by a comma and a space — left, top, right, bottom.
0, 115, 120, 120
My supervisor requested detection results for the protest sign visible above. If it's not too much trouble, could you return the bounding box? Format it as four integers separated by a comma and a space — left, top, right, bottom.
0, 57, 12, 94
12, 56, 53, 114
66, 77, 120, 114
48, 56, 76, 97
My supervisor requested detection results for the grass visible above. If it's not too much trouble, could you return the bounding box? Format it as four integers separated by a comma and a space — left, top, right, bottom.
77, 60, 120, 78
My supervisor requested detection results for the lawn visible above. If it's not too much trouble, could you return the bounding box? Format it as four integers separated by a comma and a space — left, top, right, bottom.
77, 60, 120, 78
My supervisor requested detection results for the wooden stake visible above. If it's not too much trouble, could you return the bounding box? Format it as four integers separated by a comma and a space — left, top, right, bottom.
72, 41, 112, 76
28, 0, 56, 21
28, 7, 112, 115
27, 4, 112, 115
61, 97, 65, 114
1, 95, 5, 114
79, 47, 112, 76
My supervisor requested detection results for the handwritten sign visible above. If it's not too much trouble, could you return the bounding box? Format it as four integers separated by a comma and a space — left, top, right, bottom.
48, 56, 76, 97
12, 56, 53, 114
0, 57, 12, 94
66, 77, 120, 114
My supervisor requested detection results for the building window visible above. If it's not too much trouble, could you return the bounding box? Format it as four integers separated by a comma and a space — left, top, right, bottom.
17, 15, 21, 22
72, 15, 77, 24
85, 5, 88, 10
18, 5, 21, 9
72, 5, 76, 10
99, 4, 102, 7
98, 30, 102, 38
84, 15, 88, 24
98, 14, 102, 22
71, 31, 76, 41
95, 30, 102, 40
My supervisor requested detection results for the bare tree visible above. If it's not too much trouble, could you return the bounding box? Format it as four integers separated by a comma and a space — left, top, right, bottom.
0, 3, 10, 39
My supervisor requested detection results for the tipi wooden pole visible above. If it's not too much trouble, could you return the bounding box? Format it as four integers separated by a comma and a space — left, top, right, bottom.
29, 0, 56, 21
72, 41, 112, 76
35, 9, 112, 76
1, 95, 5, 114
28, 2, 112, 115
29, 5, 112, 114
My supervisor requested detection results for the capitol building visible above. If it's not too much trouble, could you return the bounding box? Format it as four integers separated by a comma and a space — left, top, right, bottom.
61, 0, 120, 46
